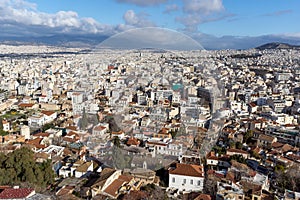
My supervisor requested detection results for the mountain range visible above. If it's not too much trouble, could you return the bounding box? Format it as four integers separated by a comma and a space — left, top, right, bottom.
0, 33, 300, 50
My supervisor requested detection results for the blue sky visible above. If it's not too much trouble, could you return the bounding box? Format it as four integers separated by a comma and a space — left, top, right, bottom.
0, 0, 300, 48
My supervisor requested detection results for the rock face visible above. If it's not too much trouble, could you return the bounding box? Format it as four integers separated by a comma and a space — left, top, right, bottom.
256, 42, 300, 50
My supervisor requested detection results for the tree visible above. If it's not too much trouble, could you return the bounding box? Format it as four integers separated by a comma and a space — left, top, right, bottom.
0, 147, 54, 190
112, 136, 121, 148
230, 155, 246, 164
243, 130, 253, 144
235, 142, 243, 149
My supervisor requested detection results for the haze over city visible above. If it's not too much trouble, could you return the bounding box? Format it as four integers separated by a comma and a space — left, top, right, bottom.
1, 0, 300, 49
0, 1, 300, 200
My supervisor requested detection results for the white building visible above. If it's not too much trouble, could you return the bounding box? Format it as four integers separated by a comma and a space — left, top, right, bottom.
169, 163, 204, 192
2, 119, 10, 132
21, 125, 30, 140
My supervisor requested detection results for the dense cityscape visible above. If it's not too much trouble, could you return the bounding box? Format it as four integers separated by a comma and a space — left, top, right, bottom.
0, 41, 299, 200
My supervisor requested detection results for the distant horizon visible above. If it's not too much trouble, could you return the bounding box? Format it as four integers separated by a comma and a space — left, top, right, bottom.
0, 32, 300, 50
0, 0, 300, 49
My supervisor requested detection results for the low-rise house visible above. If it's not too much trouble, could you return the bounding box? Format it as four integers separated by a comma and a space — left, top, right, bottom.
206, 152, 231, 170
93, 125, 108, 136
257, 134, 277, 148
28, 114, 45, 127
126, 137, 140, 147
0, 188, 35, 199
26, 138, 47, 152
41, 110, 57, 124
18, 103, 38, 110
169, 163, 205, 192
74, 161, 94, 178
103, 174, 135, 199
227, 148, 250, 159
152, 128, 172, 139
62, 131, 80, 145
2, 119, 10, 132
111, 131, 125, 140
123, 168, 157, 186
216, 181, 244, 200
91, 168, 120, 197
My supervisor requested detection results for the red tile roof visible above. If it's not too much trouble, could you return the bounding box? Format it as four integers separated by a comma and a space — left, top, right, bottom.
26, 138, 46, 149
127, 137, 140, 146
34, 132, 50, 138
18, 103, 35, 108
93, 125, 107, 131
41, 110, 56, 116
170, 163, 204, 177
0, 188, 35, 199
104, 179, 126, 198
194, 194, 212, 200
227, 148, 249, 155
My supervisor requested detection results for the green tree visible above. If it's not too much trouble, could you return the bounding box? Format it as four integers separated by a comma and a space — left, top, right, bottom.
243, 130, 253, 144
0, 147, 54, 189
112, 136, 121, 148
236, 142, 243, 149
230, 154, 246, 164
275, 164, 285, 173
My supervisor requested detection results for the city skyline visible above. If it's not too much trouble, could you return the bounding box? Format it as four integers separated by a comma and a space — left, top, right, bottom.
1, 0, 300, 49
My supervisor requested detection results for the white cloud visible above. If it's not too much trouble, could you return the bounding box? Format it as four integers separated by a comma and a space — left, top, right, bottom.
183, 0, 224, 14
0, 0, 114, 35
116, 0, 167, 6
262, 9, 292, 17
176, 0, 229, 32
123, 10, 155, 27
164, 4, 179, 14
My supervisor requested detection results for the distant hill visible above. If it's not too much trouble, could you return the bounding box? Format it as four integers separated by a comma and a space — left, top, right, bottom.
0, 34, 109, 48
256, 42, 300, 50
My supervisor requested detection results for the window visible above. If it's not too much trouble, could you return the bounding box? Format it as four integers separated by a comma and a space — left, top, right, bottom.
197, 180, 201, 186
172, 177, 175, 183
183, 179, 186, 184
190, 179, 193, 185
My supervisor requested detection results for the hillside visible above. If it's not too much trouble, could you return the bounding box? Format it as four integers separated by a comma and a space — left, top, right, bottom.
256, 42, 300, 50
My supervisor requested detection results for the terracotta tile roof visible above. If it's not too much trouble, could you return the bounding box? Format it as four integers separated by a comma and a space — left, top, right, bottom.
194, 194, 212, 200
227, 148, 249, 155
0, 188, 35, 199
41, 110, 56, 116
93, 125, 107, 131
62, 137, 77, 143
158, 127, 170, 135
118, 175, 133, 182
258, 134, 275, 142
206, 151, 218, 160
104, 179, 126, 198
56, 186, 74, 196
26, 138, 46, 149
66, 126, 77, 131
103, 174, 133, 198
34, 132, 50, 137
111, 131, 124, 135
169, 163, 204, 177
18, 103, 35, 108
66, 131, 79, 138
127, 137, 140, 146
281, 144, 293, 152
271, 142, 284, 148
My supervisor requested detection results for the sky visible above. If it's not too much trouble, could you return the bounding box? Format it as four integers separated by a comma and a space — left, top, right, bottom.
1, 0, 300, 49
